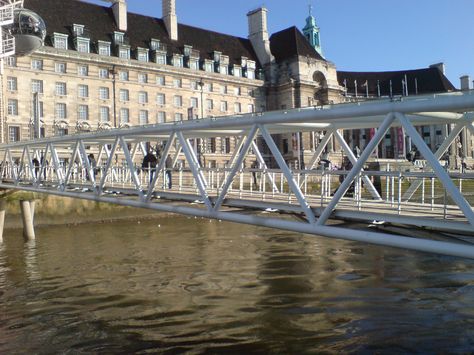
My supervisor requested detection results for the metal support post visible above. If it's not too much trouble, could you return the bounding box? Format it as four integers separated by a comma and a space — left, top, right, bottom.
0, 199, 6, 243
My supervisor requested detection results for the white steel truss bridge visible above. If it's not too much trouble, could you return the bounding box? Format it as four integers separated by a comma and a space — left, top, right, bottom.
1, 91, 474, 259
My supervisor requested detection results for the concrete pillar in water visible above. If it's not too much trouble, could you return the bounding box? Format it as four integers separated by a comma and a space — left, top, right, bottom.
20, 200, 35, 241
0, 199, 6, 243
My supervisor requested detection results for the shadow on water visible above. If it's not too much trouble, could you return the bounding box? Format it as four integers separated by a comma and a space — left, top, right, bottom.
0, 216, 474, 353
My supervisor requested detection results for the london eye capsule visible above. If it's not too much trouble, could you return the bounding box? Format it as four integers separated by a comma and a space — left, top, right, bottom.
9, 8, 46, 56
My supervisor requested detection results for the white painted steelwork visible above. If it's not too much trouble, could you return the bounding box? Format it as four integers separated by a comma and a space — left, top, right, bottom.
0, 92, 474, 258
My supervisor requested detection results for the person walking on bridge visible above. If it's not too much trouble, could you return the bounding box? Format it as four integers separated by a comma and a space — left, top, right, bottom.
165, 155, 173, 189
142, 150, 158, 184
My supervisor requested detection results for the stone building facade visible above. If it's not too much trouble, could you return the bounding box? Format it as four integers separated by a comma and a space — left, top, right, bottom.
1, 0, 463, 168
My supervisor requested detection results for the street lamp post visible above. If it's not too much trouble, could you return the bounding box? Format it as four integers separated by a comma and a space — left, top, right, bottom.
196, 79, 205, 165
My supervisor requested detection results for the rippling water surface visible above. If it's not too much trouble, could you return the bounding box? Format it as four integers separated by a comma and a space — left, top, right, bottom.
1, 216, 474, 354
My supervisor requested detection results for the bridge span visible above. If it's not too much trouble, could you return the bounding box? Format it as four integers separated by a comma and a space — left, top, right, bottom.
1, 91, 474, 259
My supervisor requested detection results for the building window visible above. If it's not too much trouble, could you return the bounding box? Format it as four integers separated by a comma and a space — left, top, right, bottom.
156, 76, 165, 86
78, 84, 89, 98
248, 104, 254, 113
247, 69, 255, 80
73, 24, 84, 36
206, 99, 213, 110
156, 93, 166, 106
77, 65, 88, 76
119, 89, 129, 102
139, 110, 148, 125
219, 65, 228, 75
172, 55, 184, 68
138, 73, 148, 83
76, 39, 90, 53
7, 99, 18, 116
36, 101, 44, 117
119, 71, 129, 81
120, 108, 129, 123
100, 106, 110, 122
234, 87, 241, 96
99, 68, 109, 79
204, 60, 213, 72
7, 76, 17, 91
55, 103, 67, 119
55, 62, 67, 73
78, 105, 89, 120
138, 91, 148, 104
190, 81, 198, 90
31, 79, 43, 94
220, 85, 228, 94
114, 31, 125, 44
174, 113, 183, 121
53, 33, 68, 49
155, 52, 166, 65
208, 138, 216, 153
57, 128, 68, 136
174, 95, 183, 108
205, 83, 213, 92
8, 126, 20, 142
220, 101, 228, 112
118, 46, 130, 59
55, 82, 67, 96
6, 57, 16, 67
31, 59, 43, 70
189, 58, 199, 70
233, 66, 242, 77
190, 97, 198, 108
234, 102, 241, 113
99, 87, 110, 100
173, 78, 182, 88
157, 111, 166, 123
98, 41, 111, 56
137, 49, 149, 62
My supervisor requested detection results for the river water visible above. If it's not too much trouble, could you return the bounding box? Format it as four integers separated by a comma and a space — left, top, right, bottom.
1, 215, 474, 354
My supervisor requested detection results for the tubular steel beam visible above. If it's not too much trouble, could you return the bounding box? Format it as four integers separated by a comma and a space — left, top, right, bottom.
259, 124, 316, 224
396, 112, 474, 227
317, 112, 396, 225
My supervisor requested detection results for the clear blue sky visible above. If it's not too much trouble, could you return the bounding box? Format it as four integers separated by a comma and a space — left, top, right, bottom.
83, 0, 474, 88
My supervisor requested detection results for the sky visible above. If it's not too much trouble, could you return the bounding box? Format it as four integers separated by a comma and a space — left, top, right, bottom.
83, 0, 474, 88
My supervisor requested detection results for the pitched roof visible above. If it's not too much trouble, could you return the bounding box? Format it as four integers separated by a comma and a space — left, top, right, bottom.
24, 0, 260, 67
337, 67, 456, 96
270, 26, 325, 62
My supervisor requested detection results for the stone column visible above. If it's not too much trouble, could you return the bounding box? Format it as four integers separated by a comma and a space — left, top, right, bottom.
20, 200, 35, 241
0, 199, 6, 243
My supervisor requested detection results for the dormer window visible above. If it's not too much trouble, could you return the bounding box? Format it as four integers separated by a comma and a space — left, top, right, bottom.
245, 60, 256, 79
218, 55, 229, 75
75, 37, 90, 53
137, 47, 149, 62
233, 65, 242, 77
114, 31, 125, 45
203, 59, 213, 73
184, 45, 192, 57
150, 38, 161, 51
118, 44, 130, 59
98, 41, 111, 56
53, 33, 68, 50
241, 56, 248, 68
188, 57, 199, 70
154, 52, 166, 65
73, 24, 84, 37
172, 54, 183, 68
213, 51, 221, 63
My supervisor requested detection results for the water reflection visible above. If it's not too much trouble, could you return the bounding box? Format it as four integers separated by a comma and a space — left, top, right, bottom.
0, 217, 473, 353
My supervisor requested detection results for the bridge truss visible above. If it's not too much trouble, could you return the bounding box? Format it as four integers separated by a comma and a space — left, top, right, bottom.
1, 91, 474, 258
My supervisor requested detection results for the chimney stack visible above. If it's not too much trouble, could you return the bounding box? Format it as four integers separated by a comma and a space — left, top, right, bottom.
163, 0, 178, 41
430, 62, 446, 75
112, 0, 127, 32
247, 7, 273, 65
460, 75, 471, 91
